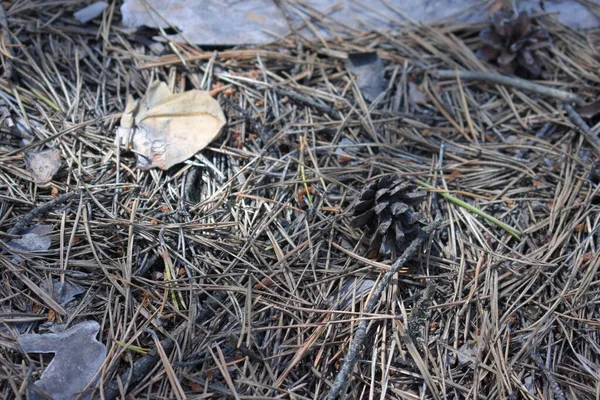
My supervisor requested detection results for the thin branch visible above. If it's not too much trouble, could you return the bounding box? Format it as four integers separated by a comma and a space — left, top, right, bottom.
435, 70, 586, 106
328, 219, 442, 400
516, 122, 556, 160
407, 282, 436, 344
7, 191, 78, 235
530, 351, 566, 400
271, 87, 343, 119
103, 339, 175, 400
564, 103, 600, 154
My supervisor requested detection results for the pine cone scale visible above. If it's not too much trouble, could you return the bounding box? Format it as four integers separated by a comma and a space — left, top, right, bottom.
361, 188, 376, 199
512, 12, 529, 38
354, 199, 374, 214
498, 49, 517, 66
394, 223, 405, 243
403, 193, 426, 205
377, 212, 392, 234
390, 202, 409, 216
480, 29, 504, 49
374, 201, 389, 214
351, 209, 375, 227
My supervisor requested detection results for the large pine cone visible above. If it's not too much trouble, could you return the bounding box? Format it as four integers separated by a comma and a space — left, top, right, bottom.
477, 11, 552, 76
351, 176, 425, 258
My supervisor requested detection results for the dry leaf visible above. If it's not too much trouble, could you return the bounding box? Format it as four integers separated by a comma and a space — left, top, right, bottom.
24, 148, 61, 186
18, 321, 106, 400
457, 340, 479, 367
575, 100, 600, 119
7, 224, 52, 263
39, 279, 85, 306
73, 1, 108, 23
334, 138, 359, 163
116, 81, 226, 170
408, 82, 429, 106
347, 52, 387, 102
327, 277, 375, 310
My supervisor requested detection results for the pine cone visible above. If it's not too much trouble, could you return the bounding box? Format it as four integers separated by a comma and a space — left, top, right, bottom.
477, 11, 552, 76
351, 176, 425, 258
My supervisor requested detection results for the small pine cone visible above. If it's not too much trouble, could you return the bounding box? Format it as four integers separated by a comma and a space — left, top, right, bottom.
351, 176, 425, 258
477, 11, 552, 77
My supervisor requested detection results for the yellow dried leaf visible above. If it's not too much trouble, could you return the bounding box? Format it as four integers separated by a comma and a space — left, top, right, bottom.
117, 81, 226, 170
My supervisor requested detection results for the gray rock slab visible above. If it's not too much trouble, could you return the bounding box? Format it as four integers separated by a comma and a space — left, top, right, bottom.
120, 0, 600, 46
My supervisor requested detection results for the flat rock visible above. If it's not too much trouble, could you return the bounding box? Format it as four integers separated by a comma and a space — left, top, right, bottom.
121, 0, 600, 46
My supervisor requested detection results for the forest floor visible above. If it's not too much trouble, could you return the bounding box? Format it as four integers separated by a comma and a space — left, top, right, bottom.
1, 2, 600, 399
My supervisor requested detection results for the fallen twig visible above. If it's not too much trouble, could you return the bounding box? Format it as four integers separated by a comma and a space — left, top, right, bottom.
102, 338, 175, 400
407, 282, 436, 345
564, 104, 600, 153
328, 219, 442, 400
7, 191, 78, 235
516, 122, 556, 160
435, 70, 586, 106
271, 87, 343, 120
530, 351, 566, 400
237, 80, 342, 120
222, 97, 274, 143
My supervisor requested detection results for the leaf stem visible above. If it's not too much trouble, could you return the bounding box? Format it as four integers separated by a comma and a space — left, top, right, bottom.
414, 180, 522, 240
